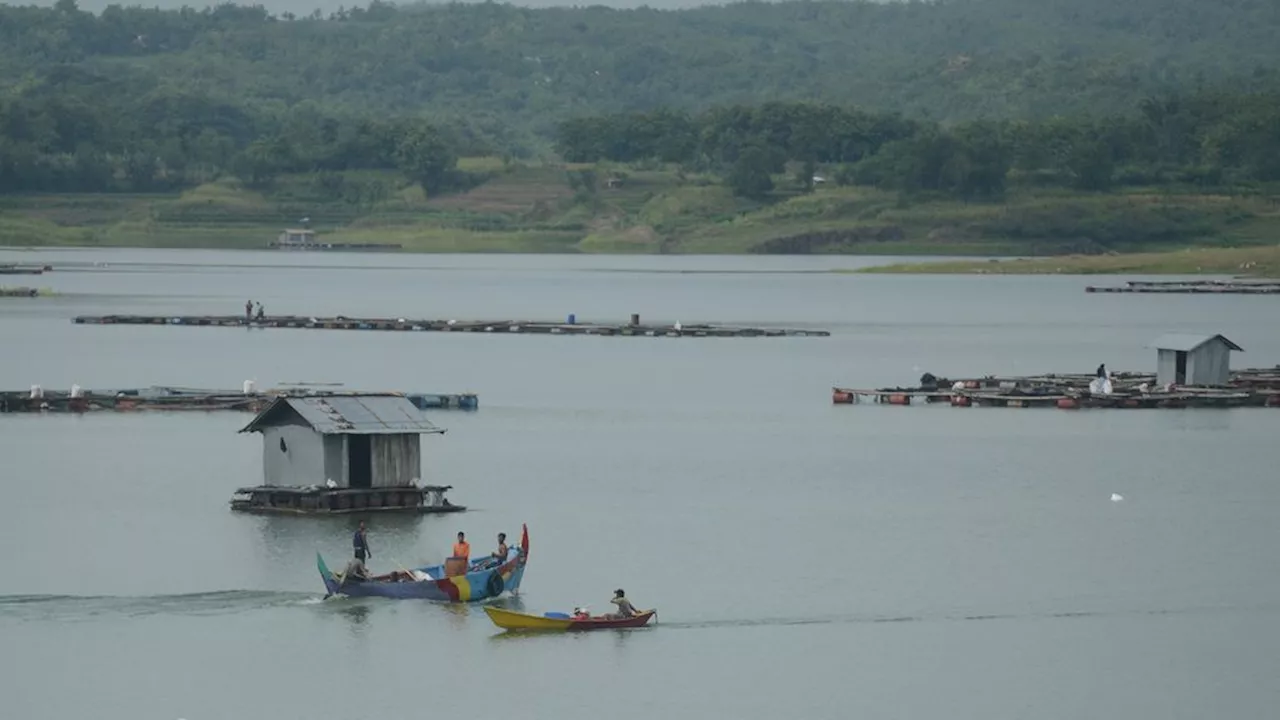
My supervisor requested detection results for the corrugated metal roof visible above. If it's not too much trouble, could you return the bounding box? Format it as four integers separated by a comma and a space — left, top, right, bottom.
1148, 333, 1244, 352
240, 395, 445, 435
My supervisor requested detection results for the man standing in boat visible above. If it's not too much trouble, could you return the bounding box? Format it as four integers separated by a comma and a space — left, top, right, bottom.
353, 521, 372, 564
452, 531, 470, 563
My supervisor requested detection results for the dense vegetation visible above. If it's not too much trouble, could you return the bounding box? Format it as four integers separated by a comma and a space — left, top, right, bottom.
557, 93, 1280, 200
1, 0, 1279, 256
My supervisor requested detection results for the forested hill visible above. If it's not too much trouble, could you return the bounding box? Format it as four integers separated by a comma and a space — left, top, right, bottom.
3, 0, 1280, 147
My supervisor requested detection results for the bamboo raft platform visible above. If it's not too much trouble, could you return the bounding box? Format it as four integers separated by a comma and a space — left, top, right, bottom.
230, 484, 465, 515
833, 367, 1280, 409
0, 264, 51, 275
0, 386, 478, 414
71, 313, 830, 338
1086, 280, 1280, 294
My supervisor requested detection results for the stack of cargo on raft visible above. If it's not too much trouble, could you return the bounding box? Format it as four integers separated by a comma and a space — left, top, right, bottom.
318, 525, 529, 602
834, 334, 1280, 410
71, 312, 829, 338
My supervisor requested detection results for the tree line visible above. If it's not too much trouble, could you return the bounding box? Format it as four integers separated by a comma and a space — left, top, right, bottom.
556, 94, 1280, 199
0, 74, 484, 195
3, 0, 1279, 144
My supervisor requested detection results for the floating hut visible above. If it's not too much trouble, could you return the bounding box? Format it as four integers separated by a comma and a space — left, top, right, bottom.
231, 394, 464, 515
268, 227, 401, 251
1148, 333, 1242, 387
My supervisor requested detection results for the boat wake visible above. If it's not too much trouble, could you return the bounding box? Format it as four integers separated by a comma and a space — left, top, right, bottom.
654, 601, 1280, 632
0, 590, 323, 622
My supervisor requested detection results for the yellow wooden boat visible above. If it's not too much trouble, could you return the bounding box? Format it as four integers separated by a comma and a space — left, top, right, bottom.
483, 605, 656, 631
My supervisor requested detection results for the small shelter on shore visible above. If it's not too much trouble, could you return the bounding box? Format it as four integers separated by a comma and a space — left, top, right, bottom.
1149, 333, 1243, 386
274, 228, 318, 248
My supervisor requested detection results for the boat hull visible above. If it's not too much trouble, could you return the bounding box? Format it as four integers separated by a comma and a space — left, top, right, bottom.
318, 525, 529, 602
483, 605, 656, 631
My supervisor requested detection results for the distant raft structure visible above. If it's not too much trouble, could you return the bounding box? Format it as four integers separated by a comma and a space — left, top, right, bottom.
0, 385, 477, 414
834, 367, 1280, 409
0, 264, 51, 275
71, 312, 830, 338
1086, 280, 1280, 294
834, 333, 1280, 410
268, 227, 401, 252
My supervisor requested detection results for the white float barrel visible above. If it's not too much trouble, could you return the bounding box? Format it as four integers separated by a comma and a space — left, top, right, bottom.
70, 384, 83, 398
243, 380, 257, 395
30, 384, 43, 399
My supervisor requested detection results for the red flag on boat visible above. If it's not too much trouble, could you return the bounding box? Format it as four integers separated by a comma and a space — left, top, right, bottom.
520, 523, 529, 561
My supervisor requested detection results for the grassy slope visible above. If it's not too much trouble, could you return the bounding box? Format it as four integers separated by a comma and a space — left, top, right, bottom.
2, 161, 1279, 259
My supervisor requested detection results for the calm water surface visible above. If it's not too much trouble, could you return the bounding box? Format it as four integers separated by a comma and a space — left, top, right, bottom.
2, 249, 1279, 720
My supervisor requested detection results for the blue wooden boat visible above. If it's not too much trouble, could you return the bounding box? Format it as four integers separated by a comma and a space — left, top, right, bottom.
318, 524, 528, 602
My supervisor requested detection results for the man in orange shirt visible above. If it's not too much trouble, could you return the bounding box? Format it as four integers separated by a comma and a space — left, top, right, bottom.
452, 531, 470, 563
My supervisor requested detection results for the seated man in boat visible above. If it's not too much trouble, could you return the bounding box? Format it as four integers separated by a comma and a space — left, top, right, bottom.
341, 557, 370, 582
607, 588, 639, 619
480, 532, 509, 569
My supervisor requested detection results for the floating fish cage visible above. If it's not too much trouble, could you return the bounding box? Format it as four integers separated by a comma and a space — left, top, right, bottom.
0, 387, 476, 414
72, 313, 830, 338
833, 366, 1280, 410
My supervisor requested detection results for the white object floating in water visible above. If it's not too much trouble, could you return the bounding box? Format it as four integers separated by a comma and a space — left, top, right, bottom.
1111, 493, 1124, 502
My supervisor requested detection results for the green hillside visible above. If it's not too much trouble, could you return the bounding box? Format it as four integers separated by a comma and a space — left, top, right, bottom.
2, 1, 1279, 255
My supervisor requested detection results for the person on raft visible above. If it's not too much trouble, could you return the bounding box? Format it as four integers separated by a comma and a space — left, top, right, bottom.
608, 588, 639, 619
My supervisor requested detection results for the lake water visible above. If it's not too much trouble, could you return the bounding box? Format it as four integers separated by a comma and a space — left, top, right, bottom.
2, 248, 1279, 720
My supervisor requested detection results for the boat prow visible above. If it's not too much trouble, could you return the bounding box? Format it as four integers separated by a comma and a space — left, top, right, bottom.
483, 605, 656, 632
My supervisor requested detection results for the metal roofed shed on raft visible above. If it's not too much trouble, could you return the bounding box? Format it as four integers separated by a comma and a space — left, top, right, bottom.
232, 395, 462, 515
1147, 333, 1243, 387
240, 394, 447, 436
